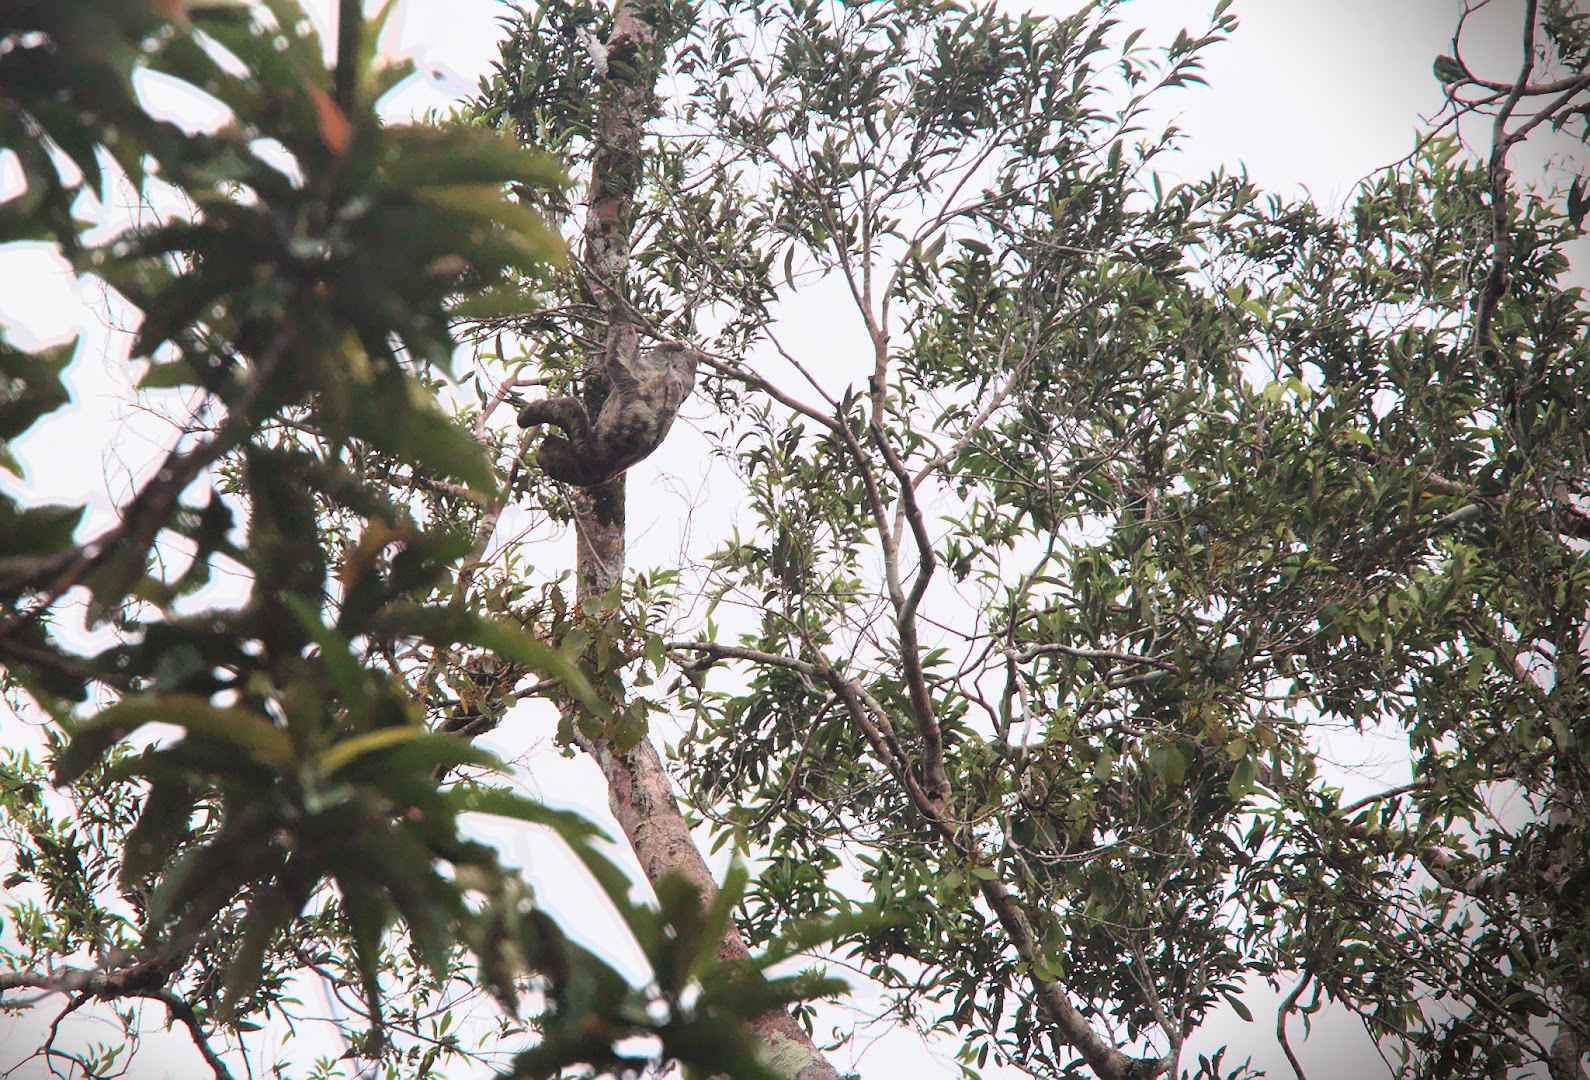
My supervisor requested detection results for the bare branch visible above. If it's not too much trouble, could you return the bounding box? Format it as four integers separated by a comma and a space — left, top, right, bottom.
1474, 0, 1538, 352
1277, 971, 1313, 1080
695, 351, 841, 433
868, 421, 950, 804
0, 961, 170, 999
146, 988, 237, 1080
667, 639, 821, 677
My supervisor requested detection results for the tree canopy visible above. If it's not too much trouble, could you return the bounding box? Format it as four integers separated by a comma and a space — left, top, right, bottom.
2, 1, 1589, 1079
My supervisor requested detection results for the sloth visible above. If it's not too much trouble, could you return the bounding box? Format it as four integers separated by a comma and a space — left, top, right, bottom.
517, 342, 700, 487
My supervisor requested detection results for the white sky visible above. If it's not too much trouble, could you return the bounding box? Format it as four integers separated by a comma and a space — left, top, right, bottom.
0, 1, 1569, 1078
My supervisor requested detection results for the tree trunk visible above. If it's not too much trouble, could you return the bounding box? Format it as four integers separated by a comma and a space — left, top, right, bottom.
560, 7, 843, 1078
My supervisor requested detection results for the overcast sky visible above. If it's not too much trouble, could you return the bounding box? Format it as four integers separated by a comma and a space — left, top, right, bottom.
0, 1, 1563, 1078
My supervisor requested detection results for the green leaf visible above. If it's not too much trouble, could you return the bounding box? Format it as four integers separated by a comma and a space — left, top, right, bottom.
119, 773, 201, 887
221, 888, 297, 1014
409, 184, 565, 261
0, 340, 74, 440
1228, 757, 1256, 801
1148, 743, 1187, 786
367, 605, 611, 720
317, 727, 500, 776
449, 784, 609, 844
145, 811, 277, 929
1569, 175, 1589, 231
337, 382, 498, 491
1223, 993, 1254, 1022
136, 358, 202, 390
333, 824, 460, 980
376, 127, 565, 195
56, 695, 294, 785
333, 870, 395, 1037
283, 594, 369, 727
0, 500, 85, 574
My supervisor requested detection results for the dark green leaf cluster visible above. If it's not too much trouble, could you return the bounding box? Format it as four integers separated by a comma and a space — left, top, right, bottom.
1, 3, 842, 1077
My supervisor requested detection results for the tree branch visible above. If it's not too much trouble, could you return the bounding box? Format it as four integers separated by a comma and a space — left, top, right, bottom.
695, 351, 841, 433
540, 6, 846, 1077
1474, 0, 1538, 353
1277, 971, 1313, 1080
146, 988, 237, 1080
0, 325, 291, 640
868, 420, 950, 805
0, 959, 171, 1000
676, 637, 1171, 1076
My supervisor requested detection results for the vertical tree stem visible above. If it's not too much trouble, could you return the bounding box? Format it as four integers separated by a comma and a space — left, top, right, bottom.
564, 6, 841, 1077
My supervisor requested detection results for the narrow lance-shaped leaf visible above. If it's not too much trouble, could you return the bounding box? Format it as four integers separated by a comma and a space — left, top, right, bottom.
56, 695, 295, 786
368, 605, 613, 720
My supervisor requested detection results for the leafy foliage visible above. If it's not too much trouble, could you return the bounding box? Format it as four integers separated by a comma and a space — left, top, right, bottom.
0, 2, 836, 1077
476, 0, 1590, 1077
5, 0, 1590, 1078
